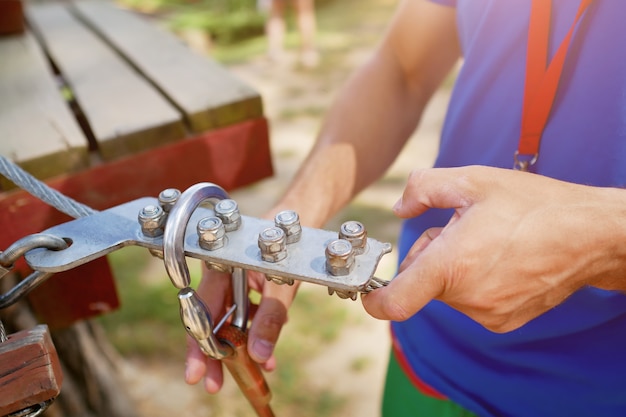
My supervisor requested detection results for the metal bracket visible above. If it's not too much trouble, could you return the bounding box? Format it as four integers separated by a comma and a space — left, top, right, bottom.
24, 197, 392, 295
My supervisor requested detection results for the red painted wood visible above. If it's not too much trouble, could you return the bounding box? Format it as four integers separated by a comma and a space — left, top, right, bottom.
0, 0, 24, 35
1, 117, 272, 327
27, 258, 120, 330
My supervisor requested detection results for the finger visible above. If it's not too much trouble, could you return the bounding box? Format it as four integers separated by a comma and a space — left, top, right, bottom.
196, 268, 232, 318
185, 268, 230, 393
247, 282, 298, 363
362, 243, 444, 321
393, 167, 483, 218
398, 227, 443, 272
248, 270, 267, 293
185, 335, 224, 393
248, 300, 260, 320
185, 336, 207, 385
203, 359, 224, 394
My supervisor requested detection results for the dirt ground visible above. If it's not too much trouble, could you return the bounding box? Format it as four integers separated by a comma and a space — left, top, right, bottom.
118, 1, 451, 415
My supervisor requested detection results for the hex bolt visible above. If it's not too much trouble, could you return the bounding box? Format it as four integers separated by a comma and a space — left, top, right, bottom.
339, 220, 367, 254
158, 188, 181, 213
258, 227, 287, 262
197, 217, 226, 251
325, 239, 355, 276
274, 210, 302, 244
138, 204, 166, 237
214, 199, 242, 232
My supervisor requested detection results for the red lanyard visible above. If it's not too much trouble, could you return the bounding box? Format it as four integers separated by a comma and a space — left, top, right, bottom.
514, 0, 595, 171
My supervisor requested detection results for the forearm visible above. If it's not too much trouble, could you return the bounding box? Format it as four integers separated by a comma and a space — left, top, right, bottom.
272, 0, 460, 227
273, 54, 428, 227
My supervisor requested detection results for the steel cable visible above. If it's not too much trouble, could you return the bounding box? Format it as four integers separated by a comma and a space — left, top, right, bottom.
0, 155, 96, 219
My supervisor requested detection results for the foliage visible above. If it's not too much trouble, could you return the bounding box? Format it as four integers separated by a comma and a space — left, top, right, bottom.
118, 0, 341, 46
117, 0, 266, 44
167, 3, 266, 44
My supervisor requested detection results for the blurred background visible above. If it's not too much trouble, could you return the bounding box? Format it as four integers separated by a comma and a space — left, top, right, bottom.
94, 0, 450, 415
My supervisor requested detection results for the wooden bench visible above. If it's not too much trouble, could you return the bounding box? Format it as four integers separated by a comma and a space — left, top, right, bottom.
0, 0, 273, 328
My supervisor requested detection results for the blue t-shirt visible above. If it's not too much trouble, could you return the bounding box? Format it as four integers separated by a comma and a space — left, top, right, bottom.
393, 1, 626, 416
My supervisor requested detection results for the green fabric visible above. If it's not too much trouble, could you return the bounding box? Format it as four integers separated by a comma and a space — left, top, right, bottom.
382, 351, 478, 417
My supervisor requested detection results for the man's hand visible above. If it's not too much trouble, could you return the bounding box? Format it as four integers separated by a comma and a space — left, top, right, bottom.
184, 267, 298, 393
362, 166, 626, 332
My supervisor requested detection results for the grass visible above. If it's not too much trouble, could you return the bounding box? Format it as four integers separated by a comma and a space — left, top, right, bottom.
350, 356, 372, 373
99, 246, 188, 358
268, 287, 351, 416
208, 0, 396, 64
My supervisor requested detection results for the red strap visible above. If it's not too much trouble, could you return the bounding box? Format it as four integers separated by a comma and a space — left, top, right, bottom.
517, 0, 594, 159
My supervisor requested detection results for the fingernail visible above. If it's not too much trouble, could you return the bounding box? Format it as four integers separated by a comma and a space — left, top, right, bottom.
252, 339, 274, 361
393, 197, 403, 211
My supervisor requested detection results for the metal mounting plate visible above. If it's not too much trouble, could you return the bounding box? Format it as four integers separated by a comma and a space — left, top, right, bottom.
25, 198, 392, 293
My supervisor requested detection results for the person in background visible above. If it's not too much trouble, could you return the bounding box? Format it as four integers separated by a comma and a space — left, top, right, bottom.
187, 1, 626, 415
260, 0, 319, 67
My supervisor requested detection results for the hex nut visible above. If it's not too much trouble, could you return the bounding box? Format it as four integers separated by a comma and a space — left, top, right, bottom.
274, 210, 302, 244
325, 239, 355, 276
258, 227, 287, 262
138, 204, 166, 237
197, 217, 226, 251
339, 220, 367, 254
214, 199, 242, 232
158, 188, 181, 213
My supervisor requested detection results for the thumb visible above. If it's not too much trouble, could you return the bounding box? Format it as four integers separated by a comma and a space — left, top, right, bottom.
362, 240, 444, 321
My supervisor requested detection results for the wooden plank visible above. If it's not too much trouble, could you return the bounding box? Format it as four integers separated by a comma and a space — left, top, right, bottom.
0, 325, 63, 416
72, 0, 264, 133
0, 31, 89, 190
26, 2, 186, 161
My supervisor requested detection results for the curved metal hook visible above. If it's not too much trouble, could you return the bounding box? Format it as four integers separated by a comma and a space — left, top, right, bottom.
163, 182, 229, 289
162, 182, 237, 359
0, 234, 68, 310
0, 234, 68, 268
178, 287, 233, 359
0, 271, 54, 310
